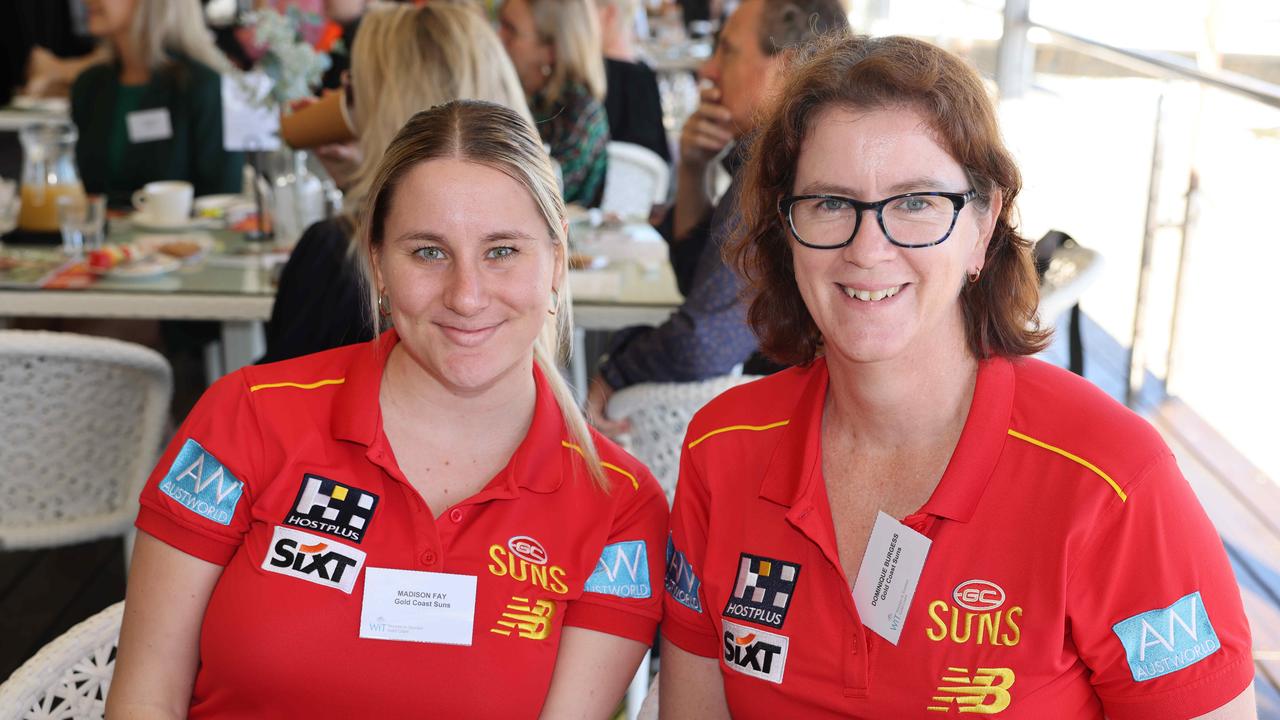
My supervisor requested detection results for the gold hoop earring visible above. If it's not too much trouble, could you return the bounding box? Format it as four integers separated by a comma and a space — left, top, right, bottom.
540, 64, 552, 78
547, 288, 559, 316
378, 291, 392, 317
967, 268, 981, 284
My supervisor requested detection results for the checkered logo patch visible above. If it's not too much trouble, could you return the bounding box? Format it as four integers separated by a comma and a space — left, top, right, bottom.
283, 474, 378, 544
722, 553, 801, 629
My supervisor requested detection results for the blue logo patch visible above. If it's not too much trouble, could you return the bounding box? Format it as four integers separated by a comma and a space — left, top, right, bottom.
158, 439, 244, 526
665, 535, 703, 613
585, 541, 651, 598
1112, 591, 1221, 682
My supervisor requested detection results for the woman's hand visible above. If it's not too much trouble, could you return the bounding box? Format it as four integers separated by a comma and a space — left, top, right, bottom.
105, 532, 223, 720
586, 375, 631, 438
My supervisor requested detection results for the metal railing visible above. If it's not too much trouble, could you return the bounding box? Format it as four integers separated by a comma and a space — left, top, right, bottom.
996, 8, 1280, 406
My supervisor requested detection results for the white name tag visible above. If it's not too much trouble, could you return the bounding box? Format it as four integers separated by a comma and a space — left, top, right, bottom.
851, 511, 932, 645
126, 108, 173, 143
359, 567, 477, 645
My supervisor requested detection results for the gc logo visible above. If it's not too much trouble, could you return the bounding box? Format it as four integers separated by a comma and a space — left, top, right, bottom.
953, 579, 1006, 612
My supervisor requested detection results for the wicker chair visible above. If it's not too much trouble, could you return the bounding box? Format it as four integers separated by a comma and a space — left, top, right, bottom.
0, 331, 171, 561
0, 601, 122, 719
606, 374, 760, 506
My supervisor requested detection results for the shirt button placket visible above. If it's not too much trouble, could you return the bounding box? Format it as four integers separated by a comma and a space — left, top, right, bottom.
420, 549, 437, 567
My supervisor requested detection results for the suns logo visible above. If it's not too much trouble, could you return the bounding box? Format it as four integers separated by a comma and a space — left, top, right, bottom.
488, 536, 568, 595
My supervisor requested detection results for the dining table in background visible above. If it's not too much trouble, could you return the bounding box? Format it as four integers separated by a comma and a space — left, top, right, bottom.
1, 214, 682, 391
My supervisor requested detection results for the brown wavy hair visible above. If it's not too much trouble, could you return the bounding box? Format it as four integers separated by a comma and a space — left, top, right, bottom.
730, 32, 1050, 365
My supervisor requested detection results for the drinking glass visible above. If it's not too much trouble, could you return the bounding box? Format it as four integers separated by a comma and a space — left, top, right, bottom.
56, 193, 106, 257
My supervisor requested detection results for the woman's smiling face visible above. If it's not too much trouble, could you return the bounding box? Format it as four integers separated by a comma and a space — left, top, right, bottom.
373, 157, 560, 394
789, 105, 997, 366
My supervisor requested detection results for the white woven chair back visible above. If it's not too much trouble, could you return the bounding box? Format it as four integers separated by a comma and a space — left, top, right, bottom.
0, 331, 171, 550
607, 374, 761, 505
0, 601, 122, 719
601, 141, 670, 221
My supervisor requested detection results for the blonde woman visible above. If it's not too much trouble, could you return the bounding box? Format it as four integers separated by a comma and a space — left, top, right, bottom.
108, 99, 667, 718
263, 2, 531, 363
500, 0, 611, 206
70, 0, 241, 207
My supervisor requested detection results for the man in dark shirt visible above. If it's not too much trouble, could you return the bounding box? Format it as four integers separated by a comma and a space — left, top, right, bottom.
587, 0, 848, 434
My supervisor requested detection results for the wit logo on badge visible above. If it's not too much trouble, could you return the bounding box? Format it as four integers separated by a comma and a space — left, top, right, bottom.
159, 439, 243, 525
722, 619, 789, 684
585, 541, 651, 599
283, 474, 378, 544
262, 526, 367, 594
1112, 591, 1221, 682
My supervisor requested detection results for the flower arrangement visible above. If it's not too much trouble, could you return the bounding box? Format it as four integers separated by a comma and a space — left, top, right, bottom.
239, 5, 335, 108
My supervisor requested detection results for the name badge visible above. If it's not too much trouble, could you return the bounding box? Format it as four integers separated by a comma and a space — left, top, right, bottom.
126, 108, 173, 143
360, 567, 477, 645
851, 511, 932, 645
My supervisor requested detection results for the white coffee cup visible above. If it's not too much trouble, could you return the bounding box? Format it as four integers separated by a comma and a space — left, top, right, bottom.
131, 181, 193, 225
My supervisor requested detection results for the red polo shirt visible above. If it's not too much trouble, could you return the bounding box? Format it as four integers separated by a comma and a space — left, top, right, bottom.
136, 330, 667, 719
664, 356, 1252, 719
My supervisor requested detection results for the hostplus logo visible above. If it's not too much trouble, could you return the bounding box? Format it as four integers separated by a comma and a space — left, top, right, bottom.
722, 552, 800, 629
283, 474, 378, 543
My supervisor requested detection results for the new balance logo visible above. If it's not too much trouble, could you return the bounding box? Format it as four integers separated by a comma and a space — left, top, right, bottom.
283, 474, 378, 543
585, 541, 651, 598
159, 439, 244, 525
490, 597, 556, 640
722, 552, 800, 629
926, 667, 1014, 714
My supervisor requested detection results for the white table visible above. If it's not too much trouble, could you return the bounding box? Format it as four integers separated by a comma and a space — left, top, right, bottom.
1, 219, 683, 384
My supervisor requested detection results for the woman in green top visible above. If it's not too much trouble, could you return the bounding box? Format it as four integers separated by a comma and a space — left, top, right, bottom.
499, 0, 611, 207
70, 0, 242, 208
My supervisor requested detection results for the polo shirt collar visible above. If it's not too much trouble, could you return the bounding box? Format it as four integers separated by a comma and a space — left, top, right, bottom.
758, 355, 1014, 524
331, 329, 566, 495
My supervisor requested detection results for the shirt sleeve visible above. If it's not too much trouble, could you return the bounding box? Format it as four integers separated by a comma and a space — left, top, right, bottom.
1066, 451, 1254, 719
597, 182, 757, 389
135, 370, 263, 566
661, 441, 721, 657
562, 463, 670, 644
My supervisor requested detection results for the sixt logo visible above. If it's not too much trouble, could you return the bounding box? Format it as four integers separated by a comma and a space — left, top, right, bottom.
926, 666, 1015, 714
490, 596, 557, 640
1112, 591, 1220, 682
721, 619, 789, 684
159, 439, 244, 525
262, 526, 366, 593
585, 541, 651, 599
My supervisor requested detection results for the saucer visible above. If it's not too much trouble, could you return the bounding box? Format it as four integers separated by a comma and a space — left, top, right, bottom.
130, 213, 211, 232
94, 254, 182, 278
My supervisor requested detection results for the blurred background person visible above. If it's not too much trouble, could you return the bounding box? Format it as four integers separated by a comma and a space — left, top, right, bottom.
70, 0, 243, 208
587, 0, 848, 435
499, 0, 610, 207
262, 2, 532, 364
598, 0, 671, 163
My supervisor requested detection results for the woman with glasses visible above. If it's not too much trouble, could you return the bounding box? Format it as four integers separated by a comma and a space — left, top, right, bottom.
660, 33, 1255, 719
107, 99, 666, 719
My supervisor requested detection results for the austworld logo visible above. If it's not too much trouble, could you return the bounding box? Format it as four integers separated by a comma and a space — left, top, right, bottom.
159, 439, 244, 526
585, 541, 651, 599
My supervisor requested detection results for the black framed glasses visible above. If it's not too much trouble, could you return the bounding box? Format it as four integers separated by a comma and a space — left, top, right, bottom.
779, 190, 978, 249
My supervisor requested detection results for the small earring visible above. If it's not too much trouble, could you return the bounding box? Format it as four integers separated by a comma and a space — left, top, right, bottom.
967, 268, 981, 284
547, 288, 559, 316
540, 64, 552, 78
377, 291, 391, 317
